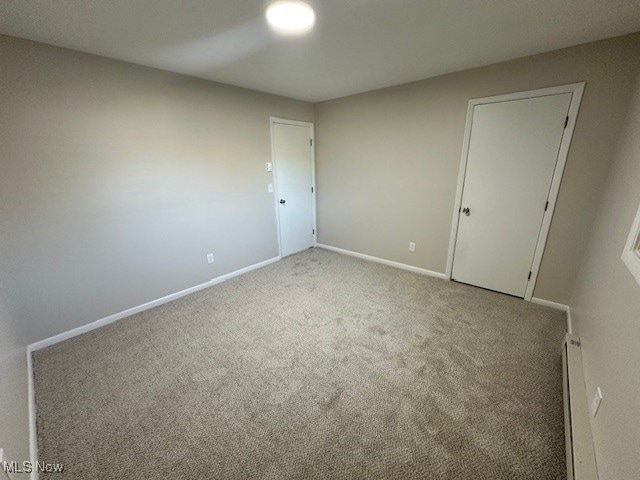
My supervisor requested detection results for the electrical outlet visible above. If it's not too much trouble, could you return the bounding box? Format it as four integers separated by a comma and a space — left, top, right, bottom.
0, 447, 4, 463
590, 387, 603, 418
206, 254, 214, 264
409, 242, 416, 252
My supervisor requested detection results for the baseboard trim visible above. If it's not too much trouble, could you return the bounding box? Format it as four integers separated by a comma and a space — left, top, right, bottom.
27, 349, 37, 480
28, 256, 281, 353
316, 244, 447, 280
25, 254, 281, 478
531, 297, 572, 334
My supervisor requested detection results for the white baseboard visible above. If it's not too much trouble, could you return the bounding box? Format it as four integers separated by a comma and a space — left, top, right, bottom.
531, 297, 572, 334
25, 254, 281, 477
27, 256, 281, 353
316, 244, 447, 280
26, 349, 37, 480
316, 247, 572, 332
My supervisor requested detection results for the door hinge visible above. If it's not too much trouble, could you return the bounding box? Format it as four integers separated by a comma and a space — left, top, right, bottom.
564, 116, 569, 128
312, 229, 315, 234
528, 271, 532, 281
310, 139, 313, 146
311, 186, 314, 193
544, 201, 549, 211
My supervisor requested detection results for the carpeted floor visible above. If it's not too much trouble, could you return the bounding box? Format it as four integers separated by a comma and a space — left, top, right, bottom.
33, 248, 567, 479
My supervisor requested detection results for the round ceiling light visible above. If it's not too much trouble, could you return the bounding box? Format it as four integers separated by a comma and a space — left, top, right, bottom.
266, 1, 316, 35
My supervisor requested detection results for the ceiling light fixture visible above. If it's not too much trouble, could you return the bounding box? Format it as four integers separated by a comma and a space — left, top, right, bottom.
266, 1, 316, 35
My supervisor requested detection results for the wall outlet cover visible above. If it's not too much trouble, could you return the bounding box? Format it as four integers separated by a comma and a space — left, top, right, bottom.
409, 242, 416, 252
207, 254, 214, 264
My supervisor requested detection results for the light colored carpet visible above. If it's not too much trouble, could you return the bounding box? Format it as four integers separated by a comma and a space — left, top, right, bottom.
33, 248, 567, 479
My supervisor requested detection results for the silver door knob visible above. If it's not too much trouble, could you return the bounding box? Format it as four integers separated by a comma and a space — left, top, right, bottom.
462, 207, 470, 216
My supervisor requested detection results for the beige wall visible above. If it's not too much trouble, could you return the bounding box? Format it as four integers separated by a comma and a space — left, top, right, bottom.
0, 35, 313, 343
0, 287, 29, 470
569, 72, 640, 479
315, 33, 640, 303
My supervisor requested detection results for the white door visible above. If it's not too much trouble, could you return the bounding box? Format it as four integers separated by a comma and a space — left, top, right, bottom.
272, 121, 315, 257
452, 93, 572, 297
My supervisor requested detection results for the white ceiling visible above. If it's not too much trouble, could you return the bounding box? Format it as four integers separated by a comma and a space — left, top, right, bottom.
1, 0, 640, 102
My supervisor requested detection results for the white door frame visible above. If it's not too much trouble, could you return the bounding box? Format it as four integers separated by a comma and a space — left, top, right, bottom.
269, 117, 317, 257
445, 83, 585, 300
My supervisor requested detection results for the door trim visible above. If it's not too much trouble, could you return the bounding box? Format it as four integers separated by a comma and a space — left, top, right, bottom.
445, 82, 585, 300
269, 117, 317, 257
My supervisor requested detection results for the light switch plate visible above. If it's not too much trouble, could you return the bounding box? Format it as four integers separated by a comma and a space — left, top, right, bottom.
268, 183, 274, 193
266, 162, 273, 172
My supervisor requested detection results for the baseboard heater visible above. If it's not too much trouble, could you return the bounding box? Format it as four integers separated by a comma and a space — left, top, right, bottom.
562, 334, 598, 479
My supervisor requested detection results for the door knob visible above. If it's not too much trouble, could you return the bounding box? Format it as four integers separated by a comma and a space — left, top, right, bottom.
462, 207, 470, 216
280, 199, 286, 205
